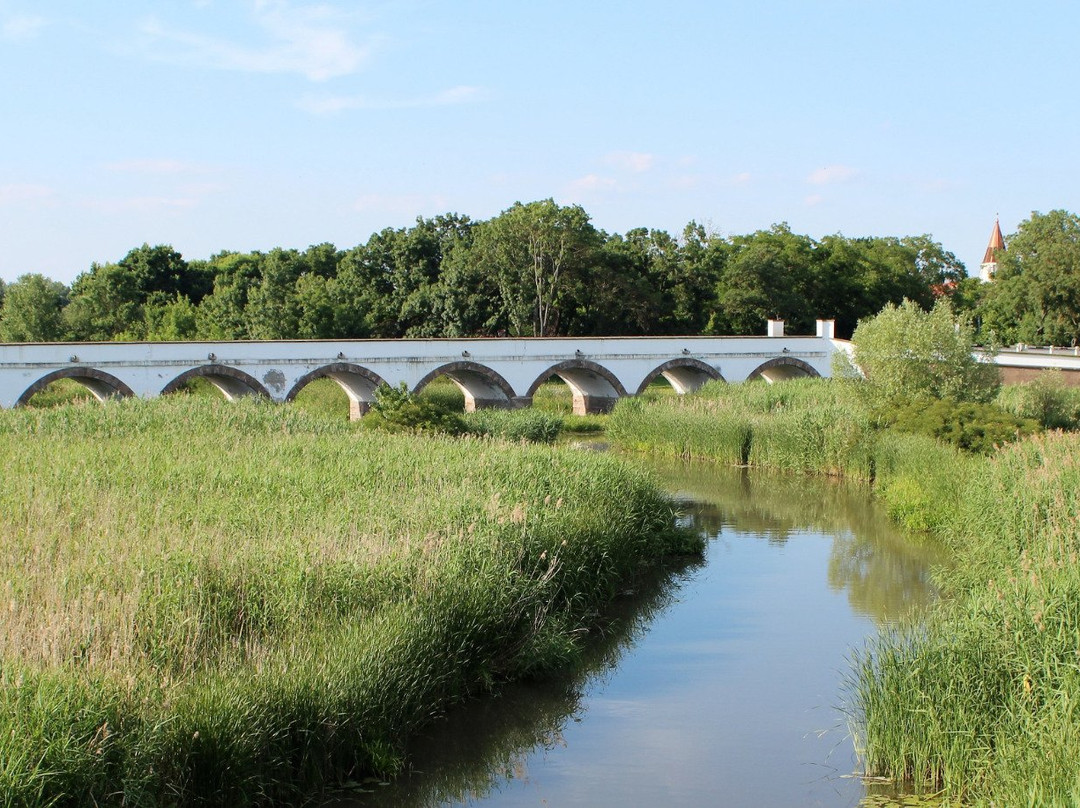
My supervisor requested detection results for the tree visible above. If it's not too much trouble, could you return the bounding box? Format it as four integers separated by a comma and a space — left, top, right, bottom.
144, 295, 199, 340
0, 274, 69, 341
471, 200, 602, 336
64, 262, 144, 340
194, 251, 265, 339
707, 224, 811, 335
849, 299, 1000, 402
977, 210, 1080, 346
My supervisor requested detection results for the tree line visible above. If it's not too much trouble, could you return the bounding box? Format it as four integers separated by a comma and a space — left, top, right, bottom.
0, 198, 992, 344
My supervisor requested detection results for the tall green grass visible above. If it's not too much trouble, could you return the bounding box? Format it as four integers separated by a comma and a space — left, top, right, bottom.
608, 379, 876, 478
850, 432, 1080, 803
0, 396, 697, 805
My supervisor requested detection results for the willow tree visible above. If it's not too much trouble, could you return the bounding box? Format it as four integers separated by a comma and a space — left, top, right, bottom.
849, 298, 1000, 402
471, 199, 601, 337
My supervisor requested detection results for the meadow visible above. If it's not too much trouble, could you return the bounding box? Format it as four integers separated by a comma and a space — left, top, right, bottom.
0, 395, 697, 806
608, 376, 1080, 805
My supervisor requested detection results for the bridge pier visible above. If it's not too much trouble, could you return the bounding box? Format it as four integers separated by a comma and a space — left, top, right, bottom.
573, 393, 619, 415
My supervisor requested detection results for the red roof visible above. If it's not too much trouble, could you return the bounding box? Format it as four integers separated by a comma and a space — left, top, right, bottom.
983, 219, 1005, 264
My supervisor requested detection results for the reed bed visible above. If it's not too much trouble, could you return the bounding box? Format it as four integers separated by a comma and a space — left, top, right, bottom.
851, 432, 1080, 804
0, 396, 696, 805
608, 378, 875, 478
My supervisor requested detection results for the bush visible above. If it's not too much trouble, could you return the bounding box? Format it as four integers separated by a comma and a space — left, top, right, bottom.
364, 382, 467, 435
877, 397, 1039, 455
995, 371, 1080, 430
849, 299, 1001, 403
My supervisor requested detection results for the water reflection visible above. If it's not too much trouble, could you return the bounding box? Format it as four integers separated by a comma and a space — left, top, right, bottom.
329, 563, 700, 808
651, 461, 945, 623
329, 462, 942, 808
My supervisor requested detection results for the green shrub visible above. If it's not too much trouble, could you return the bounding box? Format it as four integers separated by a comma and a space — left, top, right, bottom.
364, 382, 467, 435
878, 397, 1039, 455
994, 371, 1080, 430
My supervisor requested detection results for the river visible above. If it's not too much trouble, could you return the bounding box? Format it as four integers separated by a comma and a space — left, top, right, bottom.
331, 459, 943, 808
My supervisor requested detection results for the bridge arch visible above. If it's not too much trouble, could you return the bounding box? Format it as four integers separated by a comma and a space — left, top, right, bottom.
16, 368, 134, 406
161, 365, 270, 400
285, 363, 386, 420
746, 356, 820, 383
413, 361, 518, 412
528, 359, 627, 415
636, 358, 724, 395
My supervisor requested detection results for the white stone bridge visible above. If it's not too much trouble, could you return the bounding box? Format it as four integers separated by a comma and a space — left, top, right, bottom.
0, 320, 845, 417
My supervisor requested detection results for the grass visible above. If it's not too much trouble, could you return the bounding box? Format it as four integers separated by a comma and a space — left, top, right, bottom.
607, 378, 876, 477
0, 396, 698, 805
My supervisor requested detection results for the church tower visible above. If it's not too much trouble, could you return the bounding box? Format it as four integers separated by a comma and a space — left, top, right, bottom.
979, 218, 1005, 282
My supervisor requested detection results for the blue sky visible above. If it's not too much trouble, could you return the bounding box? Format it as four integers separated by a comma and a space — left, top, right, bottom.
2, 0, 1077, 285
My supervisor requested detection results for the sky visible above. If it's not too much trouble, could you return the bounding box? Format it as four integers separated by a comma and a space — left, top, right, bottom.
2, 0, 1078, 285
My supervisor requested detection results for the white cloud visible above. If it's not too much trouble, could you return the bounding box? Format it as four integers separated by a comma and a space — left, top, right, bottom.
2, 15, 47, 40
804, 193, 825, 206
0, 184, 55, 205
730, 171, 752, 186
603, 151, 655, 174
806, 164, 858, 186
139, 2, 374, 81
297, 85, 484, 114
567, 174, 618, 192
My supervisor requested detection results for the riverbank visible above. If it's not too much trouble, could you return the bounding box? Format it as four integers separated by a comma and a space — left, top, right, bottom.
608, 378, 1080, 805
0, 397, 698, 805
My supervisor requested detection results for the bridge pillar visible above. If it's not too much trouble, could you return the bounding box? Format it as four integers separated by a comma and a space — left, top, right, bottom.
349, 400, 371, 420
573, 392, 619, 415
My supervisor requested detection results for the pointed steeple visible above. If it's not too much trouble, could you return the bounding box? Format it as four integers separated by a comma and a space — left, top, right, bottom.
979, 218, 1005, 282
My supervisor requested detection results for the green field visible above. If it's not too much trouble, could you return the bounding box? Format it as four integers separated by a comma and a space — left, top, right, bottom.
0, 396, 697, 805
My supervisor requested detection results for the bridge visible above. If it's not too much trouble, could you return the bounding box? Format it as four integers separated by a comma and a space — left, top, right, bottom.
981, 346, 1080, 386
0, 320, 844, 418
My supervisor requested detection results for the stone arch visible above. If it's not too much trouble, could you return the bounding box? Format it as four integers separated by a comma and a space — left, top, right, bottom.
16, 367, 134, 406
635, 358, 724, 395
161, 365, 270, 400
285, 363, 386, 420
746, 356, 821, 383
527, 359, 628, 415
413, 361, 519, 412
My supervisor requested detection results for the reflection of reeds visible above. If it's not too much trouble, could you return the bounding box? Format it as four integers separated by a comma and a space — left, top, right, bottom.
609, 379, 1080, 803
0, 396, 699, 805
849, 432, 1080, 803
343, 559, 701, 808
650, 462, 945, 625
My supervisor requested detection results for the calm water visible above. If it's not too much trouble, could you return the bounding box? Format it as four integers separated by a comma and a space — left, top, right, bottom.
334, 462, 943, 808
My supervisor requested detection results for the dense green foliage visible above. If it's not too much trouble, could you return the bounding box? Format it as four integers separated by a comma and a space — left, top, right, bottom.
0, 203, 963, 343
993, 369, 1080, 430
847, 298, 1000, 403
973, 210, 1080, 346
851, 433, 1080, 805
0, 397, 697, 805
876, 397, 1039, 455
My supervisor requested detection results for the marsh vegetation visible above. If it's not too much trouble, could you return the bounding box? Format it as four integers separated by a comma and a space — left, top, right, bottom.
0, 396, 697, 805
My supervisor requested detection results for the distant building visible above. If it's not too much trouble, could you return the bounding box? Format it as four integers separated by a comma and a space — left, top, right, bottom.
979, 218, 1006, 282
